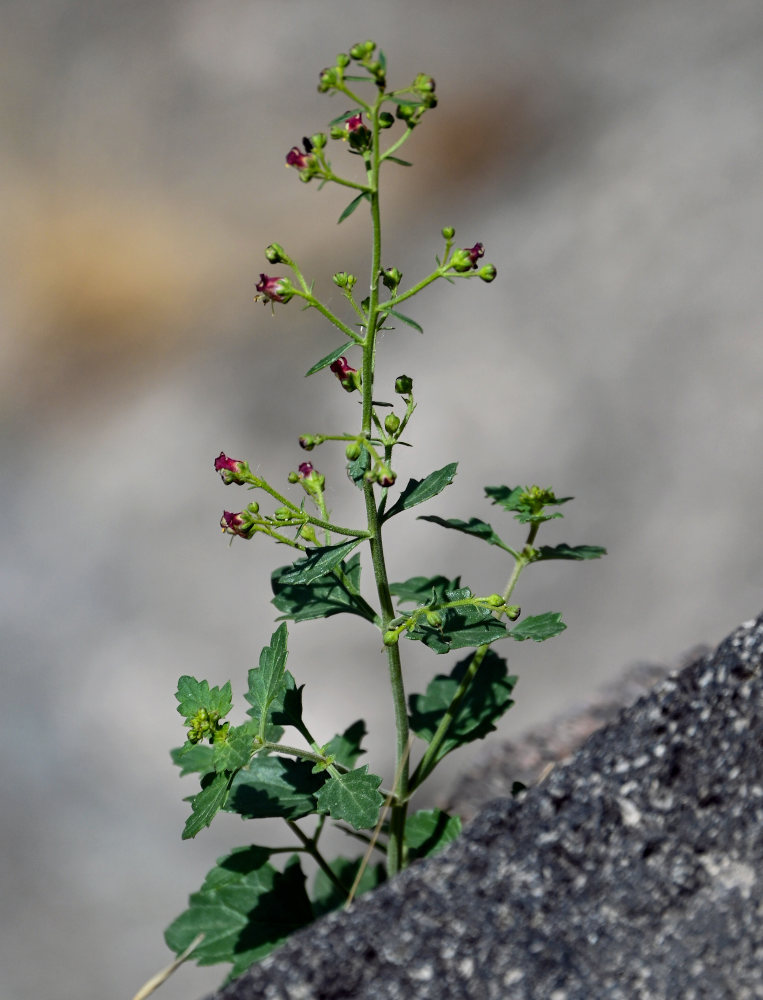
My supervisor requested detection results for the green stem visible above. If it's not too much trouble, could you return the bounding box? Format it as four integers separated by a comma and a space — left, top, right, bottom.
287, 820, 350, 897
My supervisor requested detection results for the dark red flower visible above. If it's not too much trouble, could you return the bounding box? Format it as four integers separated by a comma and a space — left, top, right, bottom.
286, 139, 318, 179
298, 462, 314, 479
345, 113, 364, 132
329, 356, 360, 392
255, 274, 293, 305
220, 510, 247, 537
214, 452, 248, 485
449, 242, 486, 273
465, 243, 485, 267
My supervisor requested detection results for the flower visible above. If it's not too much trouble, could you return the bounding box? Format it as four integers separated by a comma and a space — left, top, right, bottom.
345, 113, 365, 133
255, 274, 293, 305
298, 462, 314, 479
214, 452, 248, 485
465, 243, 485, 267
449, 242, 486, 273
220, 510, 248, 538
286, 139, 319, 181
330, 356, 361, 392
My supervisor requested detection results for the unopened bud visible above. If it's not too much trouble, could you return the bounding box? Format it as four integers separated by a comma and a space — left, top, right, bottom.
395, 374, 413, 395
345, 441, 362, 460
382, 630, 399, 646
287, 471, 299, 484
486, 593, 505, 608
379, 111, 395, 129
426, 610, 443, 627
299, 435, 316, 451
441, 226, 455, 240
336, 53, 350, 68
381, 266, 402, 291
479, 264, 497, 283
384, 413, 400, 435
507, 605, 521, 621
265, 243, 287, 264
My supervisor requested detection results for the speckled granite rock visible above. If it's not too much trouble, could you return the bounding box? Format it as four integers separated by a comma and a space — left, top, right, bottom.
207, 614, 763, 1000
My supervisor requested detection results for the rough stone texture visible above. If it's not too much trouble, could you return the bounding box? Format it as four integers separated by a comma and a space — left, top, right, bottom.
208, 614, 763, 1000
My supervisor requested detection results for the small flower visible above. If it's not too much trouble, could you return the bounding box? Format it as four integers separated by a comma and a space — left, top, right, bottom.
449, 242, 486, 273
333, 112, 371, 152
330, 356, 361, 393
220, 510, 249, 539
286, 139, 319, 181
255, 274, 294, 305
214, 452, 248, 485
345, 113, 364, 133
298, 462, 315, 479
296, 461, 325, 496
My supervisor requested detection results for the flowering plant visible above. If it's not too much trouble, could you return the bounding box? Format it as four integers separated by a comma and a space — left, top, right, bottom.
160, 40, 604, 988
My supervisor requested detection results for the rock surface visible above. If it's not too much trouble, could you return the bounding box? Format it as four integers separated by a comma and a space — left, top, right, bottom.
207, 614, 763, 1000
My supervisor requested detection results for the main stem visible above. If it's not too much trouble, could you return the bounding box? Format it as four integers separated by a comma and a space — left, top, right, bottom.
362, 104, 409, 877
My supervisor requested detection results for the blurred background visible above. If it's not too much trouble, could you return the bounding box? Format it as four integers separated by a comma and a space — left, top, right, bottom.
1, 1, 762, 997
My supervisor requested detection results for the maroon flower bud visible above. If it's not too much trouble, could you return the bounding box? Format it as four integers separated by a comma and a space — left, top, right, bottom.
299, 435, 315, 451
379, 469, 397, 487
220, 510, 250, 539
345, 113, 364, 133
450, 242, 485, 273
342, 113, 372, 152
330, 356, 361, 393
286, 139, 319, 181
214, 452, 248, 485
298, 462, 314, 479
297, 461, 325, 496
255, 274, 294, 305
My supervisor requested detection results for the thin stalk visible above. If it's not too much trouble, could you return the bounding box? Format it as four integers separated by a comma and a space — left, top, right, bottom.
287, 820, 350, 897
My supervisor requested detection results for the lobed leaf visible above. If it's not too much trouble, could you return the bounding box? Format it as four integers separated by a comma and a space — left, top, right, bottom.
212, 722, 259, 773
508, 611, 566, 642
165, 848, 313, 979
278, 540, 361, 586
383, 462, 458, 520
315, 765, 384, 830
408, 649, 516, 763
226, 755, 324, 821
389, 574, 462, 607
324, 719, 368, 770
271, 554, 378, 625
244, 624, 289, 727
171, 742, 215, 777
346, 446, 371, 489
182, 772, 232, 840
175, 677, 232, 725
305, 341, 356, 377
405, 808, 462, 862
418, 514, 510, 550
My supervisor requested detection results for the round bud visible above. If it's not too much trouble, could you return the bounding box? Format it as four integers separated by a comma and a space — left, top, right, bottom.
486, 593, 505, 607
384, 413, 401, 435
395, 374, 414, 394
310, 132, 327, 150
287, 471, 299, 484
274, 506, 292, 520
299, 435, 315, 451
441, 226, 455, 240
246, 501, 259, 515
345, 441, 362, 460
507, 605, 521, 621
336, 53, 350, 68
479, 264, 497, 283
265, 243, 286, 264
379, 112, 395, 129
382, 630, 399, 646
318, 68, 338, 92
426, 610, 443, 627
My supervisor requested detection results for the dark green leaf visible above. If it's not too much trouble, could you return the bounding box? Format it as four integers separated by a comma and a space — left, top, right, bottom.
324, 720, 368, 770
182, 772, 232, 839
171, 742, 215, 777
408, 649, 516, 763
509, 612, 566, 642
484, 485, 573, 524
535, 544, 607, 561
165, 848, 313, 978
278, 540, 361, 586
383, 462, 458, 520
418, 515, 510, 550
226, 755, 324, 820
311, 857, 386, 918
175, 677, 232, 725
380, 307, 423, 333
305, 341, 355, 377
383, 155, 412, 167
389, 574, 462, 607
338, 191, 370, 224
346, 446, 371, 489
213, 722, 259, 773
244, 624, 289, 726
405, 808, 462, 862
405, 597, 508, 653
315, 766, 384, 830
270, 671, 311, 742
272, 554, 378, 625
328, 109, 364, 126
386, 96, 425, 107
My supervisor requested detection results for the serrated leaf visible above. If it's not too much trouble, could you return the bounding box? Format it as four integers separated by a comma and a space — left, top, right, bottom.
315, 766, 383, 830
338, 191, 370, 224
535, 544, 607, 561
418, 515, 510, 550
324, 720, 368, 770
226, 755, 324, 820
383, 462, 458, 520
405, 809, 462, 862
175, 677, 232, 724
406, 600, 508, 654
389, 574, 462, 607
305, 341, 355, 377
213, 722, 258, 773
485, 485, 573, 524
279, 540, 361, 586
182, 772, 232, 839
311, 857, 386, 918
171, 742, 215, 777
346, 445, 371, 489
244, 624, 289, 727
408, 649, 516, 763
271, 554, 378, 625
509, 612, 566, 642
165, 848, 313, 978
380, 307, 423, 333
270, 670, 311, 741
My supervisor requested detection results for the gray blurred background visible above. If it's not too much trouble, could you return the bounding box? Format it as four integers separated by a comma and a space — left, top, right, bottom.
1, 1, 762, 998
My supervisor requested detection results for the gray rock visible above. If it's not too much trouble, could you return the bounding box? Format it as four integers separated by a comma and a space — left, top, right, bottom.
207, 613, 763, 1000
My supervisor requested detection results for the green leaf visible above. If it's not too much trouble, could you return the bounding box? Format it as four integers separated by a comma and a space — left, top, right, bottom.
408, 649, 516, 763
278, 540, 361, 586
379, 307, 423, 333
165, 848, 313, 978
485, 485, 573, 524
311, 857, 386, 918
182, 772, 232, 839
509, 611, 567, 642
226, 755, 324, 821
171, 742, 215, 777
244, 624, 289, 727
213, 722, 259, 773
346, 446, 371, 489
270, 671, 311, 741
272, 554, 378, 625
405, 809, 462, 862
175, 677, 232, 725
324, 720, 368, 770
418, 515, 510, 550
328, 109, 363, 126
405, 592, 508, 653
383, 462, 458, 520
305, 341, 356, 377
338, 191, 371, 224
383, 155, 412, 167
315, 765, 384, 830
535, 544, 607, 561
386, 96, 426, 107
389, 574, 462, 607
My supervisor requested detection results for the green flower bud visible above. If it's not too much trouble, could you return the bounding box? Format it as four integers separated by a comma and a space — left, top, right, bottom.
265, 243, 287, 264
479, 264, 497, 283
379, 111, 395, 129
310, 132, 327, 150
318, 67, 339, 93
441, 226, 455, 240
333, 271, 357, 289
486, 593, 505, 607
350, 40, 376, 60
381, 266, 402, 291
395, 374, 413, 394
426, 610, 443, 627
345, 441, 362, 460
384, 413, 401, 435
413, 74, 436, 94
274, 506, 292, 520
287, 471, 299, 484
336, 53, 350, 68
507, 605, 521, 621
299, 523, 318, 544
382, 630, 399, 646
